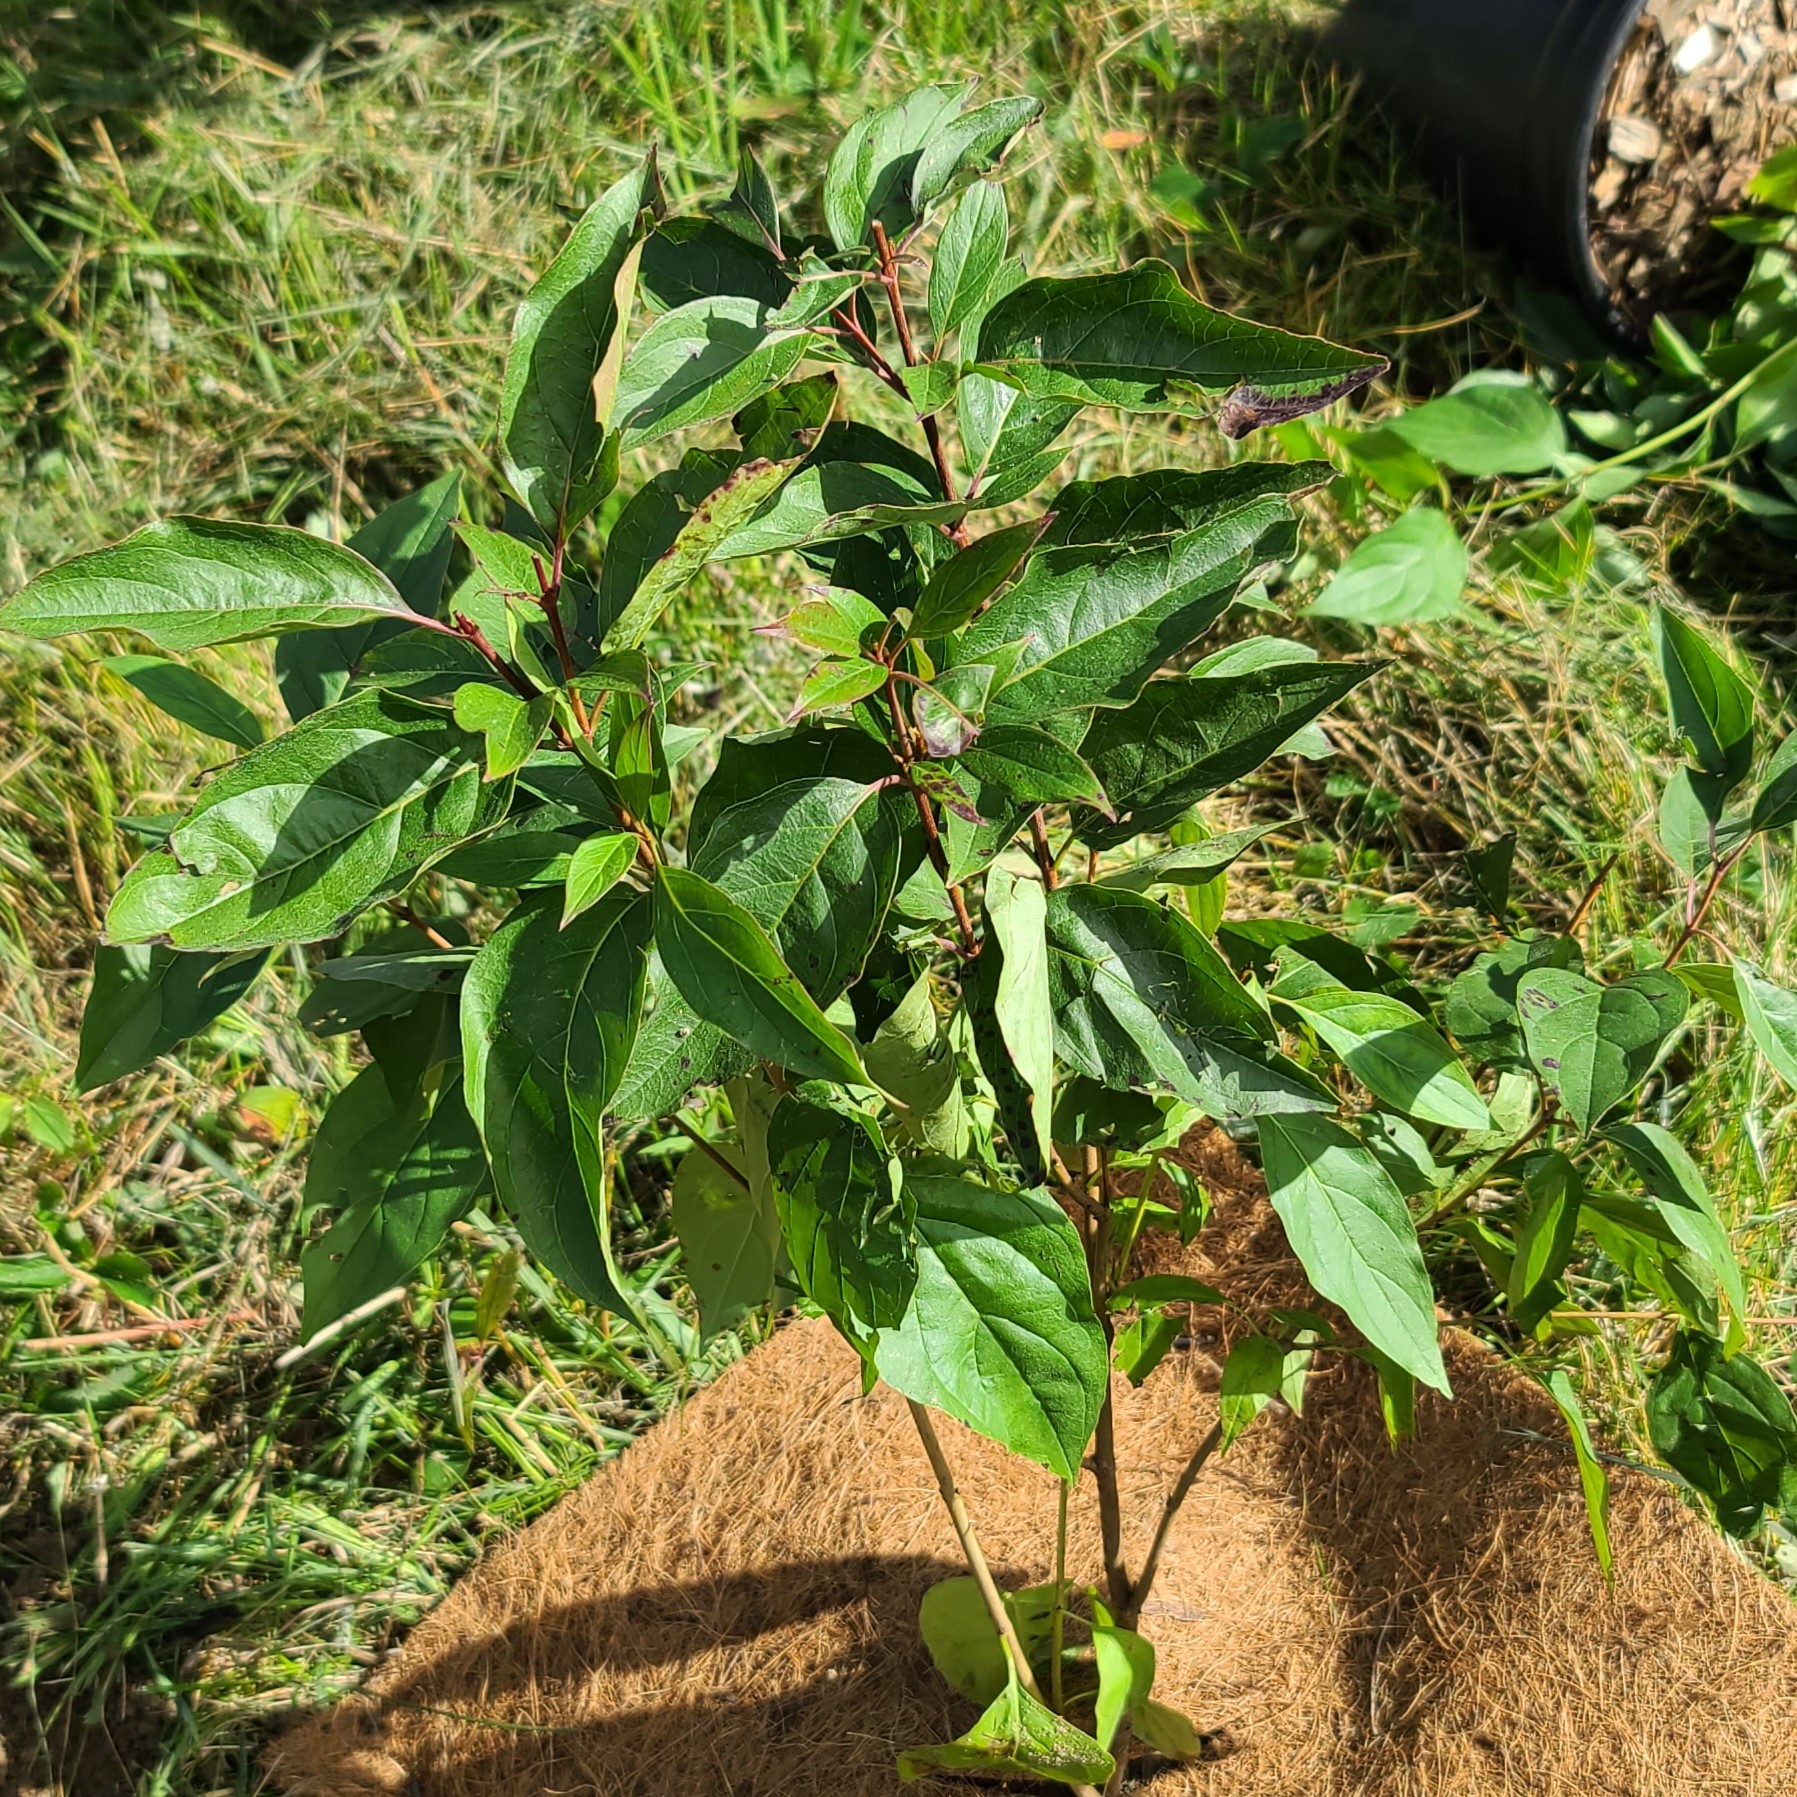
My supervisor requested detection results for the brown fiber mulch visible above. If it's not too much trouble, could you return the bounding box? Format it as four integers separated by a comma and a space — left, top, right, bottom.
271, 1133, 1797, 1796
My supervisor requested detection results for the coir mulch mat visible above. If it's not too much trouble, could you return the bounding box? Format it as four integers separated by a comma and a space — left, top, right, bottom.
272, 1132, 1797, 1795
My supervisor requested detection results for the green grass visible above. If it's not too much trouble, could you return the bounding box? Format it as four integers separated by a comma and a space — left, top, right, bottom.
1, 3, 1793, 1793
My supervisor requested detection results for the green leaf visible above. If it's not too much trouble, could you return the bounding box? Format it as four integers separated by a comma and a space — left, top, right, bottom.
452, 683, 551, 780
605, 454, 801, 651
983, 866, 1055, 1173
1113, 1307, 1182, 1385
824, 81, 974, 249
1747, 144, 1797, 211
929, 179, 1010, 339
1095, 827, 1272, 891
459, 891, 651, 1312
102, 653, 264, 749
909, 94, 1042, 215
768, 1087, 914, 1334
1733, 959, 1797, 1088
300, 1060, 486, 1339
957, 726, 1109, 810
687, 723, 891, 865
1077, 661, 1376, 846
654, 866, 865, 1083
500, 157, 658, 535
561, 832, 638, 926
1507, 1151, 1583, 1325
1258, 1112, 1449, 1393
0, 517, 422, 650
106, 689, 511, 952
897, 1672, 1114, 1788
1646, 1331, 1797, 1537
1309, 507, 1467, 626
1045, 883, 1330, 1117
1091, 1618, 1155, 1752
976, 260, 1382, 427
1751, 729, 1797, 834
638, 214, 789, 313
76, 944, 268, 1091
908, 514, 1047, 640
298, 947, 471, 1037
957, 464, 1324, 724
864, 968, 968, 1156
1219, 1333, 1286, 1447
1269, 955, 1488, 1130
1132, 1698, 1209, 1763
789, 656, 887, 718
1601, 1120, 1747, 1334
1515, 967, 1689, 1135
670, 1139, 775, 1339
1445, 932, 1581, 1069
1655, 606, 1755, 788
608, 948, 754, 1123
1383, 377, 1566, 475
1657, 766, 1746, 878
1111, 1273, 1227, 1310
874, 1175, 1106, 1479
918, 1576, 1058, 1707
782, 588, 887, 660
276, 471, 463, 719
1544, 1368, 1613, 1580
613, 282, 846, 450
691, 775, 905, 1004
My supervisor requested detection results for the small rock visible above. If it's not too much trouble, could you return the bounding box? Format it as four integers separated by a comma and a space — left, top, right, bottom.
1608, 115, 1663, 164
1672, 23, 1716, 75
1776, 74, 1797, 104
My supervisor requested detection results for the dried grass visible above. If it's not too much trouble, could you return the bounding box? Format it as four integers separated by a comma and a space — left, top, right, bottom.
271, 1134, 1797, 1797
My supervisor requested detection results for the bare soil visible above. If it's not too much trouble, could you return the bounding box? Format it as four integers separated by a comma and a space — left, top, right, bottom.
270, 1133, 1797, 1796
1591, 0, 1797, 325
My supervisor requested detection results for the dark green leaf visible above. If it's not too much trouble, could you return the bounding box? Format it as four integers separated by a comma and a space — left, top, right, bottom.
691, 776, 905, 1003
1751, 729, 1797, 834
499, 157, 659, 535
670, 1139, 775, 1339
299, 948, 471, 1037
606, 454, 802, 651
300, 1062, 486, 1338
957, 725, 1109, 810
654, 866, 865, 1083
1113, 1307, 1183, 1385
1045, 883, 1330, 1117
1, 517, 421, 650
102, 653, 264, 749
639, 215, 789, 313
1655, 605, 1755, 788
1258, 1112, 1449, 1392
1462, 834, 1516, 920
1077, 662, 1377, 846
874, 1174, 1106, 1479
768, 1087, 914, 1334
276, 472, 462, 720
1444, 933, 1582, 1069
1516, 967, 1689, 1134
1095, 827, 1272, 891
976, 260, 1382, 428
1646, 1331, 1797, 1536
713, 147, 783, 254
687, 723, 892, 865
76, 944, 268, 1091
608, 948, 754, 1123
459, 891, 651, 1312
908, 514, 1047, 640
106, 689, 511, 951
956, 464, 1322, 724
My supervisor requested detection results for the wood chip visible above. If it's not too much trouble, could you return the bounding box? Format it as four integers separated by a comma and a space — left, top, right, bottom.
1673, 24, 1718, 72
1609, 115, 1665, 162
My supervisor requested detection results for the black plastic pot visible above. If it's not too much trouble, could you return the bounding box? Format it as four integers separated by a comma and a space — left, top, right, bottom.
1326, 0, 1650, 346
